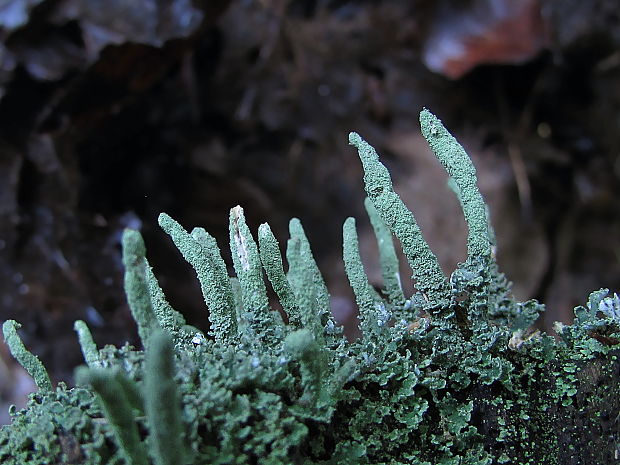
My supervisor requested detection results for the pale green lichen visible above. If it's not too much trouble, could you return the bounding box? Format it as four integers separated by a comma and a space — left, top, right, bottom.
348, 130, 448, 301
2, 320, 52, 392
1, 109, 618, 465
75, 367, 147, 465
286, 217, 335, 342
145, 263, 201, 348
143, 330, 188, 465
364, 197, 405, 305
229, 205, 284, 346
158, 212, 235, 345
122, 230, 161, 348
419, 109, 492, 263
258, 222, 302, 328
73, 320, 100, 368
343, 216, 388, 336
283, 329, 325, 405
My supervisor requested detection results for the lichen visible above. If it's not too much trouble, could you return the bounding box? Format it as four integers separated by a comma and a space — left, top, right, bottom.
1, 110, 619, 465
2, 320, 52, 392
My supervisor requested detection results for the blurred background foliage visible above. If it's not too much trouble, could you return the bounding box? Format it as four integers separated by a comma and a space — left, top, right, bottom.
1, 0, 620, 423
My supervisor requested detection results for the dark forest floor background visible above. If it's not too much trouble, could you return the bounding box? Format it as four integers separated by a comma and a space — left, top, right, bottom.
1, 0, 620, 423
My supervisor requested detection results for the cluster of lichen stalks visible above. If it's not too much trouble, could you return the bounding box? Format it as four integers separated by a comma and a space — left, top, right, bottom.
2, 110, 619, 465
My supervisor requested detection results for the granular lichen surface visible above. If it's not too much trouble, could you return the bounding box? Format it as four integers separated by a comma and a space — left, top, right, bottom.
1, 110, 619, 465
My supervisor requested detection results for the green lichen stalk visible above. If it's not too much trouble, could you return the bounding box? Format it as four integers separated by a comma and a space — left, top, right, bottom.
229, 205, 284, 346
143, 330, 188, 465
2, 320, 52, 392
364, 197, 405, 305
158, 213, 235, 345
122, 229, 160, 347
75, 367, 148, 465
286, 217, 335, 343
419, 109, 492, 264
349, 131, 448, 300
73, 320, 100, 368
343, 217, 388, 337
258, 222, 302, 328
1, 109, 619, 465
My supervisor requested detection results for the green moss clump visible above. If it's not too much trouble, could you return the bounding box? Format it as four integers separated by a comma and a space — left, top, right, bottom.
2, 110, 619, 465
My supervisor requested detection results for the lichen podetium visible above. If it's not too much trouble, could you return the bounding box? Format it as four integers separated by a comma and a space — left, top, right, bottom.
2, 110, 619, 465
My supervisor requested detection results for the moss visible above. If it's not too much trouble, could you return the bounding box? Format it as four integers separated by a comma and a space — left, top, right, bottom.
2, 110, 619, 464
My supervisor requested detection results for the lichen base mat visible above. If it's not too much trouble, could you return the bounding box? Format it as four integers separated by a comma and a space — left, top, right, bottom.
2, 110, 619, 464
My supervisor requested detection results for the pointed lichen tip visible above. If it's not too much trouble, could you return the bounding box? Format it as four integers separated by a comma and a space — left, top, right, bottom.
230, 206, 248, 235
231, 205, 244, 217
419, 107, 436, 123
3, 318, 18, 331
289, 217, 302, 234
258, 222, 271, 237
343, 217, 358, 246
3, 319, 19, 344
121, 227, 141, 241
419, 106, 432, 118
419, 108, 444, 138
157, 212, 175, 232
121, 228, 145, 263
348, 131, 363, 147
73, 319, 86, 331
349, 132, 381, 169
